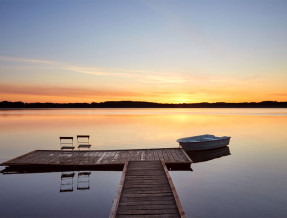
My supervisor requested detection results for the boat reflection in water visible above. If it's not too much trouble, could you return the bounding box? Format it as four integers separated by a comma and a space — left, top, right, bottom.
186, 146, 231, 163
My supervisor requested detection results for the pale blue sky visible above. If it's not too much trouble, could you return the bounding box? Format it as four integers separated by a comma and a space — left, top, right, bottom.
0, 0, 287, 103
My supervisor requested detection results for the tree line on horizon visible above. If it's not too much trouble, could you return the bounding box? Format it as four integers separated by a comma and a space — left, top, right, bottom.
1, 100, 287, 108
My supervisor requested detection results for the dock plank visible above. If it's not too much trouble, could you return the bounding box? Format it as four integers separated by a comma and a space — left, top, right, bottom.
110, 160, 186, 218
1, 148, 192, 168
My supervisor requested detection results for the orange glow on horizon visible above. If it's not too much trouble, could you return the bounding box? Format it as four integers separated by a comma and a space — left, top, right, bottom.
0, 72, 286, 104
1, 92, 286, 104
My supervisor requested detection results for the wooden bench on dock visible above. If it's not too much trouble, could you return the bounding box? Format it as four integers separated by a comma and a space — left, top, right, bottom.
60, 137, 75, 152
77, 135, 91, 151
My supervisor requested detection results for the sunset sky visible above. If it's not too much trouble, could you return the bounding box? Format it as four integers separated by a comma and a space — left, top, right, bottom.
0, 0, 286, 103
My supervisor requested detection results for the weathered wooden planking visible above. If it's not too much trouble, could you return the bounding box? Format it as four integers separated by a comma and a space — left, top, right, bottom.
110, 160, 186, 218
1, 148, 192, 168
110, 160, 129, 218
161, 159, 186, 218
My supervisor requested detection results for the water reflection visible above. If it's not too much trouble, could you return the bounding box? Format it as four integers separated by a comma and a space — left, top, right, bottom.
0, 168, 121, 217
60, 171, 91, 192
77, 171, 91, 190
186, 146, 231, 163
60, 172, 75, 192
1, 109, 287, 217
1, 109, 286, 154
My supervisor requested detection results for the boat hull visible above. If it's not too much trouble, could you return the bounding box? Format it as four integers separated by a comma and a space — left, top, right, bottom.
179, 137, 230, 151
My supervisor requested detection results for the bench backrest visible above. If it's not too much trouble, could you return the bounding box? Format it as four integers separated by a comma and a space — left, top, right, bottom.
77, 135, 90, 139
60, 137, 73, 140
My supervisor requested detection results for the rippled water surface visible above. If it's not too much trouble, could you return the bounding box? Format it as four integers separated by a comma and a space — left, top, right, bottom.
0, 109, 286, 217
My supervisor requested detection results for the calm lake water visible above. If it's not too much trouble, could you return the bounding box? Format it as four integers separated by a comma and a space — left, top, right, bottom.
0, 109, 286, 217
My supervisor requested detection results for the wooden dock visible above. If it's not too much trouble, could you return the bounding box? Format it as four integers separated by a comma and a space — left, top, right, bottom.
1, 149, 189, 216
110, 160, 186, 218
1, 148, 192, 171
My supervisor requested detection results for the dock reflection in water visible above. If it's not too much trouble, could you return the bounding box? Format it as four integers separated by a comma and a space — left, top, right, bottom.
186, 146, 231, 163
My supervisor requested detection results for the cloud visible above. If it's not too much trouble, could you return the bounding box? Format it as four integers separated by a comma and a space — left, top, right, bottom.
0, 83, 138, 98
0, 56, 55, 64
1, 56, 249, 85
268, 93, 287, 97
0, 56, 184, 84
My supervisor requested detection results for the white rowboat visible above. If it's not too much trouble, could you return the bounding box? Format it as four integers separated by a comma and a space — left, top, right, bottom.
177, 134, 231, 151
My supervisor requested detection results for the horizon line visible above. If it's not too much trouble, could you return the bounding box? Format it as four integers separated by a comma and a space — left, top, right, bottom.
1, 100, 286, 105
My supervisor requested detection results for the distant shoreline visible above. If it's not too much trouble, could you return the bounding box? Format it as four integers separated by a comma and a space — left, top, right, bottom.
1, 101, 287, 108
